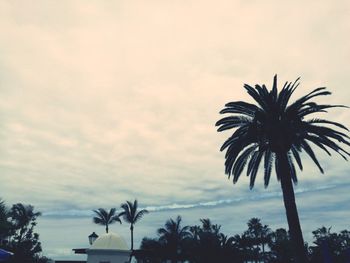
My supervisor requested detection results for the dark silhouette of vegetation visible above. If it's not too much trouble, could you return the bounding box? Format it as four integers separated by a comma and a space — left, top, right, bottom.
216, 75, 350, 263
0, 199, 12, 245
157, 215, 192, 263
268, 228, 294, 263
119, 199, 149, 251
92, 208, 121, 233
0, 199, 50, 263
136, 216, 350, 263
309, 227, 350, 263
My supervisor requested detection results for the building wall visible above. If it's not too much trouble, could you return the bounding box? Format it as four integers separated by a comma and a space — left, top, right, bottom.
87, 250, 130, 263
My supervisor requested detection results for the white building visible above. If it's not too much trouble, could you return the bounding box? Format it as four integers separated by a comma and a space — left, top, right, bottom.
86, 232, 130, 263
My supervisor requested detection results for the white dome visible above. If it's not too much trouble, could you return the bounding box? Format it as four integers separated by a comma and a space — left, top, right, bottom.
90, 232, 129, 250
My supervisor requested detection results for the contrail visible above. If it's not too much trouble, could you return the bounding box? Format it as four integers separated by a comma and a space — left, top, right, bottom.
42, 183, 338, 217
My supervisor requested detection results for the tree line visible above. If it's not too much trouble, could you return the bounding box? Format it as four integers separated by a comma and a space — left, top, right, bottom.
135, 216, 350, 263
0, 199, 50, 263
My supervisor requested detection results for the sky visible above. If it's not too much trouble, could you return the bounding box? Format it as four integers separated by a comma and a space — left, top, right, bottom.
1, 0, 350, 260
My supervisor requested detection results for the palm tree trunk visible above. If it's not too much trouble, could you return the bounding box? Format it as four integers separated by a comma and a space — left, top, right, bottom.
262, 243, 265, 263
130, 224, 134, 251
277, 153, 308, 263
128, 225, 134, 263
106, 224, 108, 233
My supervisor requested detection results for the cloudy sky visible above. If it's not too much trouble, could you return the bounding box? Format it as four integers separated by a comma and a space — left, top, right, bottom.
1, 0, 350, 260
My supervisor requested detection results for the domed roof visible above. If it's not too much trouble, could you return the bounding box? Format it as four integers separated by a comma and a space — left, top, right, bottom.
90, 232, 129, 250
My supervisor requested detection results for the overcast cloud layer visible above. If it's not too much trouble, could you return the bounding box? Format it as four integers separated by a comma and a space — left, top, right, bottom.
1, 0, 350, 260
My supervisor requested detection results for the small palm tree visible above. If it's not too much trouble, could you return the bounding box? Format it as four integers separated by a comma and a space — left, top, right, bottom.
216, 75, 349, 263
119, 200, 148, 251
92, 208, 121, 233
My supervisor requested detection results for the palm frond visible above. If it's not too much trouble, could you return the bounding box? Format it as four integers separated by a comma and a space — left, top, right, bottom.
305, 123, 350, 142
305, 135, 332, 156
300, 140, 324, 173
287, 152, 298, 183
298, 104, 346, 118
278, 77, 300, 111
286, 87, 331, 114
264, 149, 273, 187
113, 215, 122, 224
135, 209, 149, 223
224, 139, 251, 175
270, 75, 278, 103
221, 101, 261, 117
308, 118, 349, 131
290, 145, 303, 171
220, 125, 249, 151
244, 83, 269, 111
274, 155, 280, 181
216, 116, 252, 131
249, 151, 264, 189
315, 135, 349, 160
93, 217, 104, 225
132, 200, 138, 217
232, 144, 258, 182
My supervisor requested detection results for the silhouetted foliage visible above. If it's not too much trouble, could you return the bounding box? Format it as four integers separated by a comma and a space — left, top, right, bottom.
157, 215, 192, 263
137, 216, 350, 263
309, 227, 350, 263
137, 217, 243, 263
268, 228, 294, 263
0, 199, 12, 244
0, 199, 50, 263
216, 75, 350, 263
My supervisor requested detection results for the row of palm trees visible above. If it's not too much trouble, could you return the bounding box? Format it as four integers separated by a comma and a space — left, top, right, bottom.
92, 199, 148, 251
137, 216, 350, 263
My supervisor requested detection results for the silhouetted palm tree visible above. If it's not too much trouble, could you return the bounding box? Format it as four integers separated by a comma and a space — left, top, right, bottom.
92, 208, 121, 233
119, 200, 148, 251
157, 215, 192, 263
216, 75, 349, 263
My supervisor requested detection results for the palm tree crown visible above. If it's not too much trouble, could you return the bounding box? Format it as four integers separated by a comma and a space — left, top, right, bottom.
92, 208, 121, 233
119, 200, 148, 226
216, 75, 349, 188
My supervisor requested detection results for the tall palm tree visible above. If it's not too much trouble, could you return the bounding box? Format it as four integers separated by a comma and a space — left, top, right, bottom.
92, 208, 121, 233
119, 200, 148, 251
157, 215, 192, 263
216, 75, 349, 263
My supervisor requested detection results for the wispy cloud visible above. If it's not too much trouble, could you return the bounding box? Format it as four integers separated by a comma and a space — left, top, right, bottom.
41, 182, 344, 217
